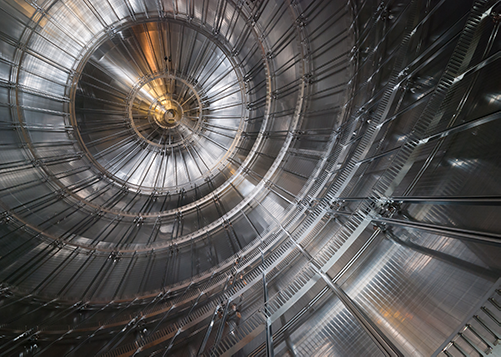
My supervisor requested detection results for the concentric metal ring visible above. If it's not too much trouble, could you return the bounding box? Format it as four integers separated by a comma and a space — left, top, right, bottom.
73, 20, 251, 194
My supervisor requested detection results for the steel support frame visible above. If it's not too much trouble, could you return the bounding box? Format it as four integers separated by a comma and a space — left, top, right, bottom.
284, 231, 403, 357
262, 251, 275, 357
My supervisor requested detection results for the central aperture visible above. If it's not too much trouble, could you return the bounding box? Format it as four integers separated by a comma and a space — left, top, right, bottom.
162, 106, 180, 126
156, 100, 183, 128
128, 74, 202, 147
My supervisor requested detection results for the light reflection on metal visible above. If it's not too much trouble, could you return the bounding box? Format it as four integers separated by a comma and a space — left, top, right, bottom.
0, 0, 500, 356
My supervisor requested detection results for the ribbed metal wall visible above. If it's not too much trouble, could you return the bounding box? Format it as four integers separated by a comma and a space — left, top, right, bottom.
0, 0, 500, 356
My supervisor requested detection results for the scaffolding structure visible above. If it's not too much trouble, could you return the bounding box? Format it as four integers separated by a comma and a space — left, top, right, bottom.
0, 0, 500, 356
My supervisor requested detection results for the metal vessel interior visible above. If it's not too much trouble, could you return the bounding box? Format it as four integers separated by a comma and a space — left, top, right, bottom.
0, 0, 500, 356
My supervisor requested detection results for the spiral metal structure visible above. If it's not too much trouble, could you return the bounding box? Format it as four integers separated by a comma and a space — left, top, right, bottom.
0, 0, 501, 356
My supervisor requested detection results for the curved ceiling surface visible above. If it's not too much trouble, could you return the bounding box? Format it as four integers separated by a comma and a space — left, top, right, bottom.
1, 0, 501, 356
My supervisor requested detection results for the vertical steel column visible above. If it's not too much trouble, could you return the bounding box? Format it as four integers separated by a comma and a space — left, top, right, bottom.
279, 315, 297, 357
262, 250, 275, 357
211, 299, 231, 355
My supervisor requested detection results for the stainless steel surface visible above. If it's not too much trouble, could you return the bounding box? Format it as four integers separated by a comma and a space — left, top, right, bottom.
0, 0, 500, 356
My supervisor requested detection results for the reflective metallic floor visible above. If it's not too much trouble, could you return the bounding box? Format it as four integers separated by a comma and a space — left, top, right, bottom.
0, 0, 501, 356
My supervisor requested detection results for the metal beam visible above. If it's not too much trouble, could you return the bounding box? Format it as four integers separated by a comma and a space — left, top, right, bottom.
211, 298, 231, 355
385, 231, 501, 279
283, 231, 403, 357
317, 271, 404, 357
197, 304, 221, 356
336, 196, 501, 205
374, 217, 501, 245
262, 253, 275, 357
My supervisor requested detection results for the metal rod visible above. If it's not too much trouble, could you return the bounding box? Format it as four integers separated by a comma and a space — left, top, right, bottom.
262, 252, 275, 357
210, 295, 232, 356
374, 217, 501, 245
385, 231, 501, 279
